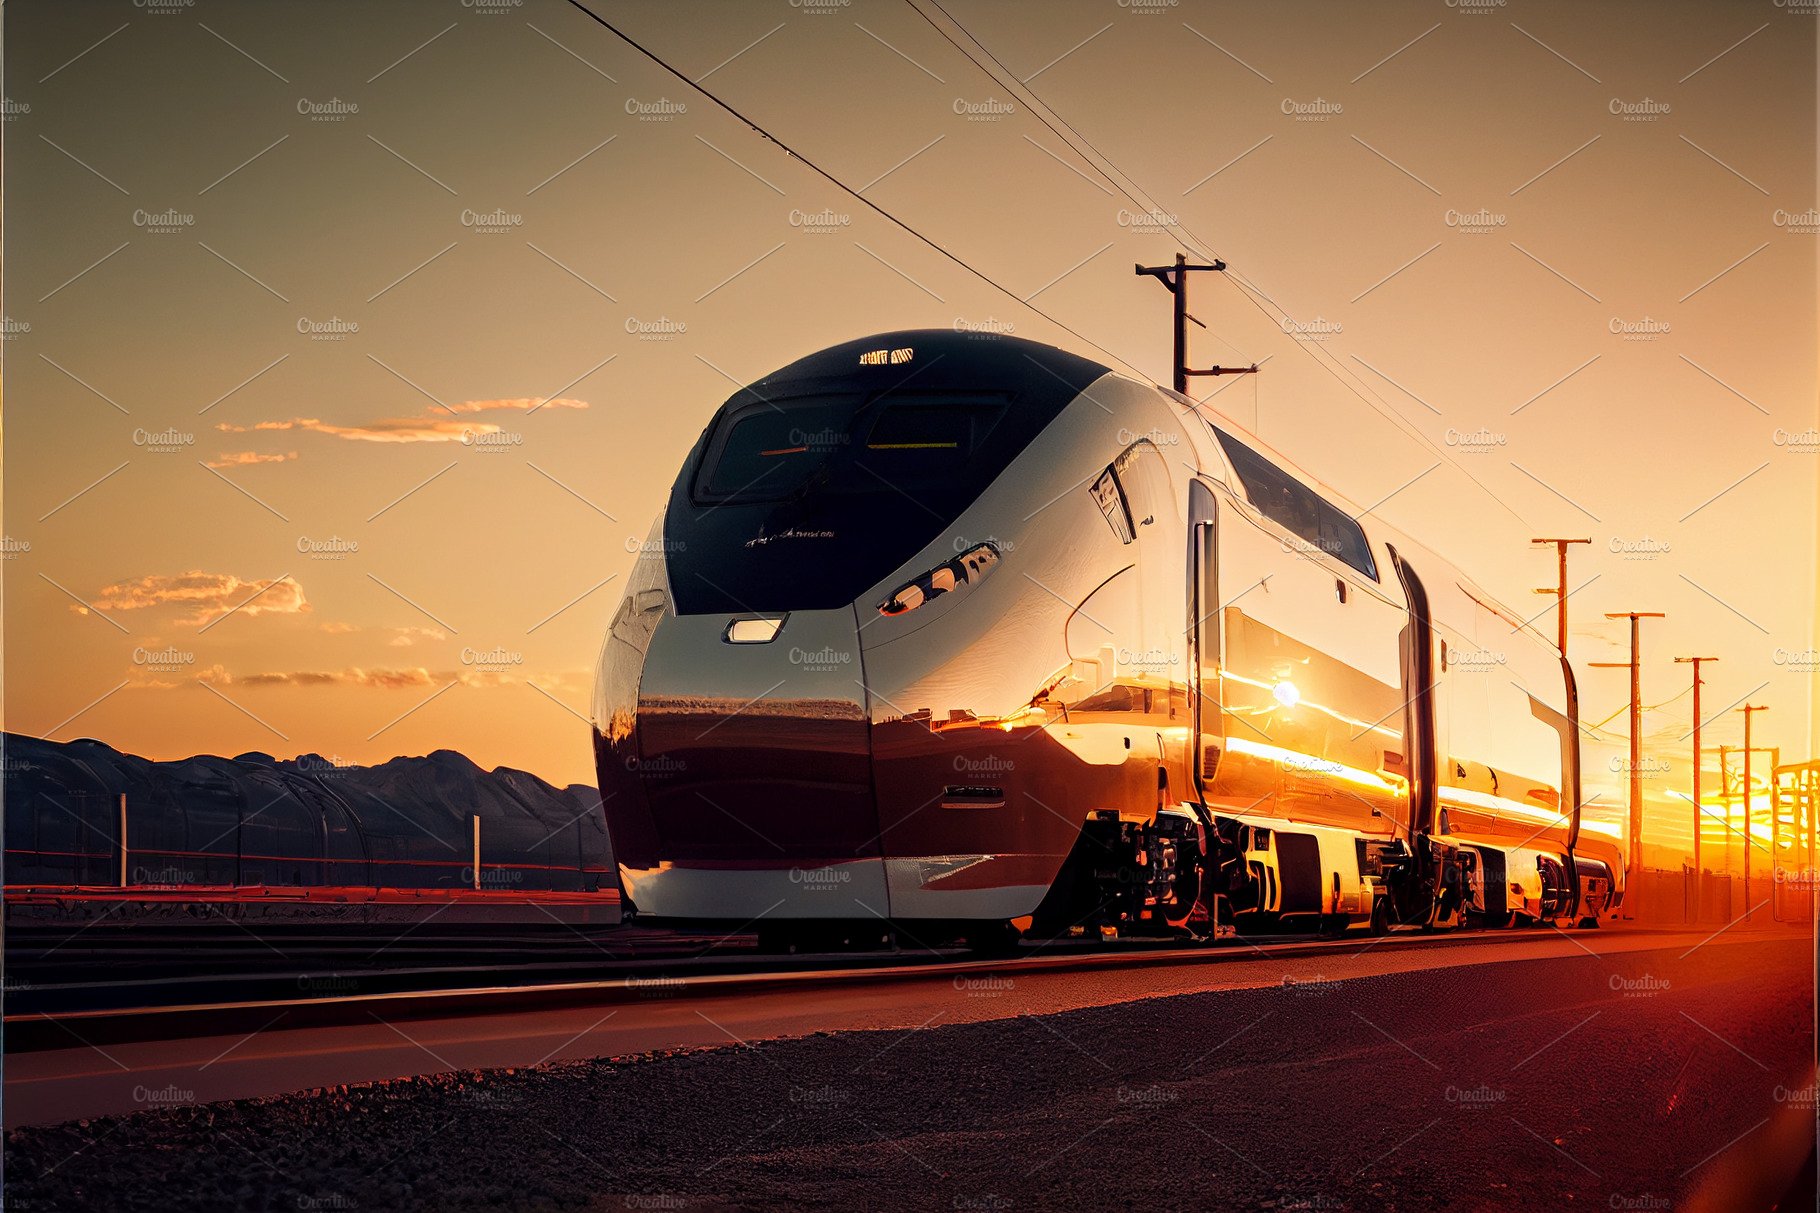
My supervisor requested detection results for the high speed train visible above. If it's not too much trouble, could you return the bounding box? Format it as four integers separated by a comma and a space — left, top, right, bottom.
591, 329, 1624, 948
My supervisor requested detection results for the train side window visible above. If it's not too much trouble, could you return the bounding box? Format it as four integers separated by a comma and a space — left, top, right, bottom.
1315, 500, 1379, 581
1089, 466, 1135, 544
1212, 428, 1378, 581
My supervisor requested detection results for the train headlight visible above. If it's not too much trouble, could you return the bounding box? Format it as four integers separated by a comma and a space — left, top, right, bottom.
724, 616, 787, 644
1272, 679, 1301, 708
878, 542, 1001, 617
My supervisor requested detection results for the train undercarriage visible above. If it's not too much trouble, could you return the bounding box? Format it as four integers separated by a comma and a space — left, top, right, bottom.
1017, 806, 1616, 948
732, 805, 1618, 956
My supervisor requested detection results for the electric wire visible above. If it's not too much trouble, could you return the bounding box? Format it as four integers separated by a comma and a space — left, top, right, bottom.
910, 1, 1224, 262
571, 0, 1533, 532
562, 0, 1145, 380
1588, 681, 1696, 732
905, 0, 1537, 530
908, 0, 1251, 369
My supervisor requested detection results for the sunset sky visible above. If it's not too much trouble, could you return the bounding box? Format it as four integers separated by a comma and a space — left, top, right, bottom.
7, 0, 1815, 850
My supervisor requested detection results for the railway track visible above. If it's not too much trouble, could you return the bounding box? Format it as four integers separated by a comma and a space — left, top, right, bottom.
5, 920, 1673, 1051
7, 921, 665, 974
4, 920, 751, 1016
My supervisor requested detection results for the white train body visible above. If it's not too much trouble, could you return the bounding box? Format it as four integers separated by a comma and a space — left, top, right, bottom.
592, 331, 1623, 942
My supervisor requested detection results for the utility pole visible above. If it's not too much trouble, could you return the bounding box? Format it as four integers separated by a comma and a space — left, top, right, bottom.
1674, 656, 1718, 924
1590, 611, 1665, 918
1739, 703, 1767, 923
1135, 253, 1258, 395
1530, 538, 1591, 656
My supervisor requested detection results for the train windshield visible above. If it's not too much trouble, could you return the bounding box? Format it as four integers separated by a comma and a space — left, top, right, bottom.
662, 331, 1111, 616
699, 395, 1003, 504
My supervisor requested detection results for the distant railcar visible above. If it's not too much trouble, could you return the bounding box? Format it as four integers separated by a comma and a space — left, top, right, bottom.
592, 331, 1623, 946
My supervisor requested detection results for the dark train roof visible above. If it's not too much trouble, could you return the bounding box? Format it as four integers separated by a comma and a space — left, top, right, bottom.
737, 329, 1114, 403
662, 331, 1118, 616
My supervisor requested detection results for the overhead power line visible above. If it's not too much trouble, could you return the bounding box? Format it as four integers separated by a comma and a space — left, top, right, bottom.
907, 0, 1246, 366
1218, 267, 1536, 531
568, 0, 1533, 531
906, 0, 1535, 530
909, 2, 1219, 256
562, 0, 1144, 379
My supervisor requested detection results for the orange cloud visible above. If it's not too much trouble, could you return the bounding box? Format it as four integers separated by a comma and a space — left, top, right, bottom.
531, 667, 594, 694
82, 573, 308, 627
446, 398, 586, 415
216, 398, 587, 445
205, 451, 297, 469
388, 626, 447, 646
199, 666, 432, 689
196, 666, 513, 689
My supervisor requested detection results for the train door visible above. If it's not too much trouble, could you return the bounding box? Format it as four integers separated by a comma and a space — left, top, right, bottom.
1058, 439, 1183, 819
1105, 440, 1185, 797
1187, 478, 1222, 803
1068, 440, 1180, 694
1115, 439, 1184, 710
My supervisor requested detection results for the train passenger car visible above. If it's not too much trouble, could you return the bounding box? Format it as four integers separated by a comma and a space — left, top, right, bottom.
590, 330, 1623, 947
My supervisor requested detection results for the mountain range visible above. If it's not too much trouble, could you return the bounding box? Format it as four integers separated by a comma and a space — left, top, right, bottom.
3, 733, 613, 892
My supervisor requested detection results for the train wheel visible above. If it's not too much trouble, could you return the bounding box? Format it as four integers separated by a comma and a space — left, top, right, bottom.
1317, 914, 1349, 939
755, 924, 802, 955
964, 920, 1023, 957
1368, 897, 1392, 936
1576, 915, 1600, 930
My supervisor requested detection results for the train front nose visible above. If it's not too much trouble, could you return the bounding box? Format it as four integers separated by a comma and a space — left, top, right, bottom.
623, 606, 889, 919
